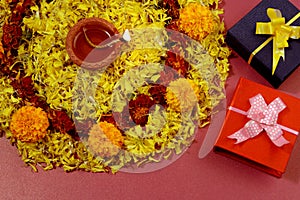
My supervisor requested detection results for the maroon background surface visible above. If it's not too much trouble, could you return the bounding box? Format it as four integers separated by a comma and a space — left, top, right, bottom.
1, 1, 300, 199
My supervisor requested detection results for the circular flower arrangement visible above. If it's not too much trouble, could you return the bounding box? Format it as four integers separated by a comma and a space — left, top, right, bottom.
0, 0, 230, 173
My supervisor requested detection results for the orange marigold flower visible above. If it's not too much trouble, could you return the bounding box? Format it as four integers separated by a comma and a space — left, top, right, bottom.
10, 106, 49, 142
166, 78, 201, 112
178, 3, 216, 41
88, 121, 124, 158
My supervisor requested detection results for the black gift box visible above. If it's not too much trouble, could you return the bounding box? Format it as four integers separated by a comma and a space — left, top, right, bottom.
226, 0, 300, 88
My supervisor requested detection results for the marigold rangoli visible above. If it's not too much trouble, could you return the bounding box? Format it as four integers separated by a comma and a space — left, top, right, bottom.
0, 0, 230, 173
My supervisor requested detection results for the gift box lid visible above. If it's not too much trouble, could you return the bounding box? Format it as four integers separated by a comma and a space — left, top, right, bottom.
214, 78, 300, 177
226, 0, 300, 88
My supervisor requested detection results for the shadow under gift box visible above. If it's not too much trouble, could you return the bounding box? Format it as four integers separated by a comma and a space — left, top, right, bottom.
225, 0, 300, 88
214, 78, 300, 177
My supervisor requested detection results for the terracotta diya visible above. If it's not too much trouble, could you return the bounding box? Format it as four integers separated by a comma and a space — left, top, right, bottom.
66, 18, 129, 69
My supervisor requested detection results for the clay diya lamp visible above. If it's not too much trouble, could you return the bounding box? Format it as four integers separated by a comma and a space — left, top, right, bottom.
66, 18, 129, 69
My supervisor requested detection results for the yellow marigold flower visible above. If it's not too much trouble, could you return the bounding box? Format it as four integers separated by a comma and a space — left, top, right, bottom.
178, 3, 216, 41
166, 78, 201, 112
10, 106, 49, 143
88, 121, 124, 158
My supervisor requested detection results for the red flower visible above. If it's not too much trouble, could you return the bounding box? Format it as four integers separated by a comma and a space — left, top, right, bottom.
165, 47, 190, 77
148, 84, 167, 107
2, 23, 22, 49
21, 76, 33, 87
2, 34, 13, 47
10, 76, 35, 99
129, 94, 155, 126
3, 23, 14, 33
48, 110, 77, 139
29, 96, 49, 110
163, 0, 180, 19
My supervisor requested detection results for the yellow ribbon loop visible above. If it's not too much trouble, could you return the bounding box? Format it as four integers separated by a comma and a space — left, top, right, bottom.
248, 8, 300, 75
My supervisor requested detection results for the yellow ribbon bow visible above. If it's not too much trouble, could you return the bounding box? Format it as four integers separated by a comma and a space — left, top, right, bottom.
248, 8, 300, 75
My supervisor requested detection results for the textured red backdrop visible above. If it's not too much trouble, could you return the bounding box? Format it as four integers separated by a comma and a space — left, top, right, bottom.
1, 1, 300, 199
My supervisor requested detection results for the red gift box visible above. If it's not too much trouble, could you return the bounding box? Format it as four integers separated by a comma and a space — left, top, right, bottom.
214, 78, 300, 177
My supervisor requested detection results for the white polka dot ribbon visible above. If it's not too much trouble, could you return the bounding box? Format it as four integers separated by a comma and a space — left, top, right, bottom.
228, 94, 299, 147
